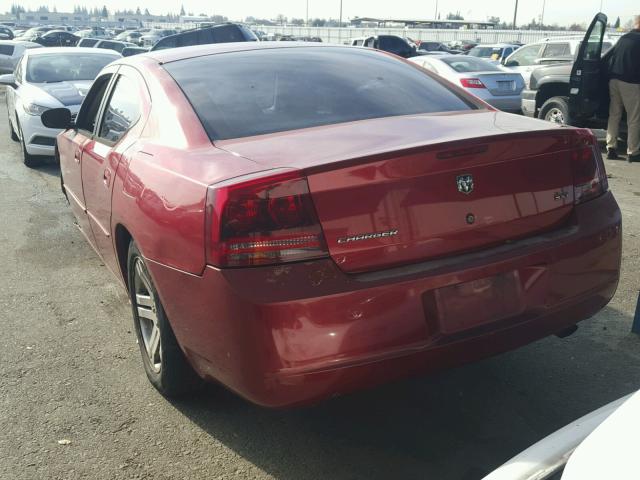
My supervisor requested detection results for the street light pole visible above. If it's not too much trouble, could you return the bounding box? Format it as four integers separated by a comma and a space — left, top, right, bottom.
513, 0, 519, 29
306, 0, 309, 26
541, 0, 546, 27
434, 0, 438, 20
339, 0, 343, 27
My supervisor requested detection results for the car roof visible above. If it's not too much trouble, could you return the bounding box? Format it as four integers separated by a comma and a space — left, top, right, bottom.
141, 41, 335, 64
25, 46, 121, 56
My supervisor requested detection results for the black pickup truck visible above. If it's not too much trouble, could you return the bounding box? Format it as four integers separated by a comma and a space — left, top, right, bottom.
521, 13, 614, 130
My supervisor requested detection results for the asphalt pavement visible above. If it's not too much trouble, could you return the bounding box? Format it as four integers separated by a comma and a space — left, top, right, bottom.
1, 91, 639, 480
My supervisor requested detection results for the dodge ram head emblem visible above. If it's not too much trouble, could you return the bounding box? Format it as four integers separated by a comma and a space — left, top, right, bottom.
456, 174, 474, 195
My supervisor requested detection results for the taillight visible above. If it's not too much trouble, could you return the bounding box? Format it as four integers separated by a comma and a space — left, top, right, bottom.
206, 170, 329, 267
571, 132, 608, 205
460, 78, 486, 89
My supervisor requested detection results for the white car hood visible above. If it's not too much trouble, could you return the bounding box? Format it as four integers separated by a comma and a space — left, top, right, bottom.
562, 390, 640, 479
35, 80, 92, 107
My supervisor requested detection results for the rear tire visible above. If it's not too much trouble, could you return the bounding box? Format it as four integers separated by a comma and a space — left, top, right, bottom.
539, 96, 573, 126
127, 241, 203, 397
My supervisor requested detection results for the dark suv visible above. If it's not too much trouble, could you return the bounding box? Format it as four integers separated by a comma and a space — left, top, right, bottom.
151, 23, 257, 51
521, 13, 617, 130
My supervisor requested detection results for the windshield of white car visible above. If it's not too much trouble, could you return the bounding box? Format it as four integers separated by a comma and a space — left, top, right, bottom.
25, 53, 118, 83
440, 57, 502, 73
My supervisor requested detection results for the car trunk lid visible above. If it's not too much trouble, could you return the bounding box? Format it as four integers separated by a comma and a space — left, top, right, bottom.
216, 111, 577, 273
472, 72, 524, 96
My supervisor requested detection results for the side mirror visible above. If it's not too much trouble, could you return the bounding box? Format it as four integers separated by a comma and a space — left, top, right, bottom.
0, 73, 17, 89
41, 108, 73, 129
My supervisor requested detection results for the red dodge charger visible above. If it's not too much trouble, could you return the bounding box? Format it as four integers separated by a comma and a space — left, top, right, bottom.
43, 43, 621, 407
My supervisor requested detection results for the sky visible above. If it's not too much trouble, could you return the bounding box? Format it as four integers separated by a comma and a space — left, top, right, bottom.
10, 0, 639, 26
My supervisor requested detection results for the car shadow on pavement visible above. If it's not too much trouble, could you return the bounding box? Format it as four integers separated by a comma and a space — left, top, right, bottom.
167, 306, 640, 480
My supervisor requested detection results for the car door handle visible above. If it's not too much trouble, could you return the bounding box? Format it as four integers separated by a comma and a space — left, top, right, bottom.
74, 148, 82, 163
103, 169, 111, 187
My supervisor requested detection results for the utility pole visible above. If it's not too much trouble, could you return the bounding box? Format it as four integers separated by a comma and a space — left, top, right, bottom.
513, 0, 519, 29
339, 0, 343, 27
434, 0, 438, 20
541, 0, 546, 27
306, 0, 309, 26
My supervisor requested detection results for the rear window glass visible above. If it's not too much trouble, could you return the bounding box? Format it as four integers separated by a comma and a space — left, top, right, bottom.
0, 45, 14, 56
164, 47, 475, 141
441, 57, 501, 72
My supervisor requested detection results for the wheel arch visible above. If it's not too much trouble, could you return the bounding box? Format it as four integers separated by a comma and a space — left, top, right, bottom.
536, 81, 570, 111
114, 223, 133, 292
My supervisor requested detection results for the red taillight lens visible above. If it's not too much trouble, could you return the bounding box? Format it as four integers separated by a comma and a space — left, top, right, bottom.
206, 170, 329, 267
571, 132, 608, 205
460, 78, 486, 89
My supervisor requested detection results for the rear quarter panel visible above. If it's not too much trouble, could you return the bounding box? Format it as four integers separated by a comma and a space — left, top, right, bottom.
111, 60, 261, 275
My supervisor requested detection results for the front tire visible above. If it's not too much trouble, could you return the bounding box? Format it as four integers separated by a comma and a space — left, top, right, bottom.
8, 110, 18, 141
17, 121, 38, 168
539, 96, 573, 126
127, 242, 202, 397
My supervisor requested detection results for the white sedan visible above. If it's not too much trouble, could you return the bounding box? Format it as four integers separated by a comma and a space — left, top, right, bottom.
484, 389, 639, 479
0, 47, 120, 166
408, 55, 525, 113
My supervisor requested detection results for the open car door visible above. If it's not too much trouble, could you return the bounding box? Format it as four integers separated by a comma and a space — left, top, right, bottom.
569, 13, 608, 123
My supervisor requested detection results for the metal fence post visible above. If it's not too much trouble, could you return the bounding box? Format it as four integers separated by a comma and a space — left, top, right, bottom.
632, 291, 640, 335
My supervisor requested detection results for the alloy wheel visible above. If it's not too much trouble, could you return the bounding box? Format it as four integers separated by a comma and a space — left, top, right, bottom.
133, 258, 162, 373
545, 108, 566, 125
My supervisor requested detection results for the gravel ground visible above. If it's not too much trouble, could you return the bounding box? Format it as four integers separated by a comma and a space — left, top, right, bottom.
1, 91, 639, 480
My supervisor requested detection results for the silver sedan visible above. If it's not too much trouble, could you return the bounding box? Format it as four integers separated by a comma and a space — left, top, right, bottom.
409, 55, 525, 113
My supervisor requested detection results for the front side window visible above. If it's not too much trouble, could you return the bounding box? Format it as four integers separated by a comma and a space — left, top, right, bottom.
584, 20, 605, 60
76, 74, 112, 133
98, 75, 141, 143
25, 53, 117, 83
165, 47, 475, 141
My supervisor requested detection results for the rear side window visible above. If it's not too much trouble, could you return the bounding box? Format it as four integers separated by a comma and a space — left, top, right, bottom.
543, 43, 570, 58
97, 41, 124, 53
165, 47, 475, 141
0, 45, 14, 56
210, 25, 245, 43
79, 38, 98, 47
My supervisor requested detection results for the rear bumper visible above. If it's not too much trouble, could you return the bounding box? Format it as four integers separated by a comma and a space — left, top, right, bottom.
147, 192, 622, 407
521, 89, 537, 118
485, 95, 523, 113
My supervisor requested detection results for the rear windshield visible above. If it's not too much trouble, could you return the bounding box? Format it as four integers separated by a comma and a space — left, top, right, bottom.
0, 44, 14, 56
164, 47, 475, 141
440, 56, 501, 72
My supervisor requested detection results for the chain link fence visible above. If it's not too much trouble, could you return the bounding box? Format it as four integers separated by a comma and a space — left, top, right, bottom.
145, 23, 587, 46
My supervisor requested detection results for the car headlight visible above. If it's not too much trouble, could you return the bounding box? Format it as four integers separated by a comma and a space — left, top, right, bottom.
23, 102, 51, 116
